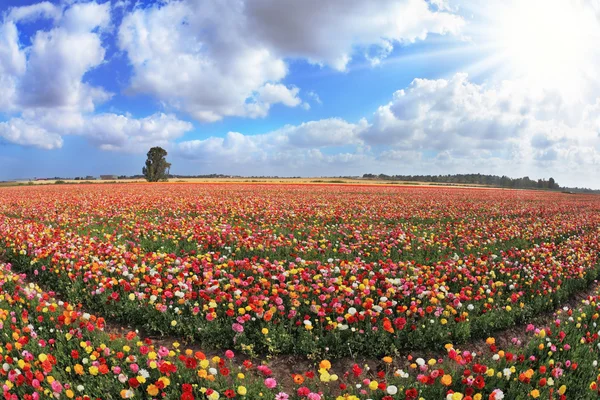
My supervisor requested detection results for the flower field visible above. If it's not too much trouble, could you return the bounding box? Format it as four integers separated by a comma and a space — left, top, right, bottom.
1, 183, 600, 398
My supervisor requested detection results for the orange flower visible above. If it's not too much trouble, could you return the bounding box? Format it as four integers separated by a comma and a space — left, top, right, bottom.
440, 374, 452, 386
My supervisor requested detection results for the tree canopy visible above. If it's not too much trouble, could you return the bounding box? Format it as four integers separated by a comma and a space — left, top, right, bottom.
142, 147, 171, 182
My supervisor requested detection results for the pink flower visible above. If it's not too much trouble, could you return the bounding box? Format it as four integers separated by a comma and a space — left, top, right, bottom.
265, 378, 277, 389
232, 323, 244, 333
225, 350, 235, 359
275, 393, 289, 400
307, 394, 321, 400
51, 380, 63, 394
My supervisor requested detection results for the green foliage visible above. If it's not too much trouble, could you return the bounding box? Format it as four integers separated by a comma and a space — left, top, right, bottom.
142, 146, 171, 182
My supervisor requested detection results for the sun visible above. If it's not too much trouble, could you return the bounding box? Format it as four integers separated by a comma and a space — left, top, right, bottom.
469, 0, 599, 100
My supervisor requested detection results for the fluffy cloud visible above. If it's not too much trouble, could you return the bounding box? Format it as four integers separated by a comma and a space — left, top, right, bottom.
6, 1, 61, 23
1, 2, 111, 114
246, 0, 464, 70
118, 0, 463, 122
0, 2, 193, 151
81, 113, 193, 151
0, 119, 63, 149
177, 118, 366, 165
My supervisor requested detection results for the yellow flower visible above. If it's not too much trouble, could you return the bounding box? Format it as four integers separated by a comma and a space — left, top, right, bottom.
208, 391, 220, 400
171, 320, 177, 327
473, 394, 482, 400
368, 380, 378, 390
452, 393, 464, 400
261, 328, 269, 335
88, 366, 98, 376
558, 385, 567, 395
38, 354, 48, 362
66, 389, 74, 398
530, 389, 540, 398
320, 372, 331, 382
237, 386, 247, 395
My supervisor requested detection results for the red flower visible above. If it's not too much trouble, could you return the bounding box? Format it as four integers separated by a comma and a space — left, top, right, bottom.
405, 388, 418, 400
181, 393, 194, 400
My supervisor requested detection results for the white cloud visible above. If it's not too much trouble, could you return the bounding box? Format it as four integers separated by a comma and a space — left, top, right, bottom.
81, 113, 193, 151
118, 1, 291, 122
177, 118, 366, 164
18, 27, 111, 110
6, 2, 61, 23
361, 73, 569, 153
118, 0, 463, 122
256, 83, 302, 108
0, 118, 63, 149
1, 2, 112, 114
60, 2, 111, 33
246, 0, 464, 70
0, 2, 189, 152
0, 21, 24, 112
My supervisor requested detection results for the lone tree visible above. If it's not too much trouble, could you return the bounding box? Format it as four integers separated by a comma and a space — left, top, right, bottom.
143, 147, 171, 182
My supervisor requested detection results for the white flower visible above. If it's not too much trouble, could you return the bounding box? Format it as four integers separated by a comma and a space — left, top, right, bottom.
348, 307, 357, 315
77, 385, 84, 392
491, 389, 504, 399
209, 367, 218, 375
386, 385, 398, 395
416, 358, 425, 366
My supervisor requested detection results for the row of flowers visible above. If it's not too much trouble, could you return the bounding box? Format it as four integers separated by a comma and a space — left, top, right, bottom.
4, 261, 600, 398
2, 184, 598, 263
0, 185, 599, 357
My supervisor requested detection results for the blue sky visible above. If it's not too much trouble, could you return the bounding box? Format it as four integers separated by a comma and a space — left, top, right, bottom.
1, 0, 600, 188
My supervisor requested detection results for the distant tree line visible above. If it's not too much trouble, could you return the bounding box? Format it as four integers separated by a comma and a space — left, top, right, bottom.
363, 173, 561, 189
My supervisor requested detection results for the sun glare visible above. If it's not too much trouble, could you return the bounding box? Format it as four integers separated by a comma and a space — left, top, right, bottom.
473, 0, 599, 100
